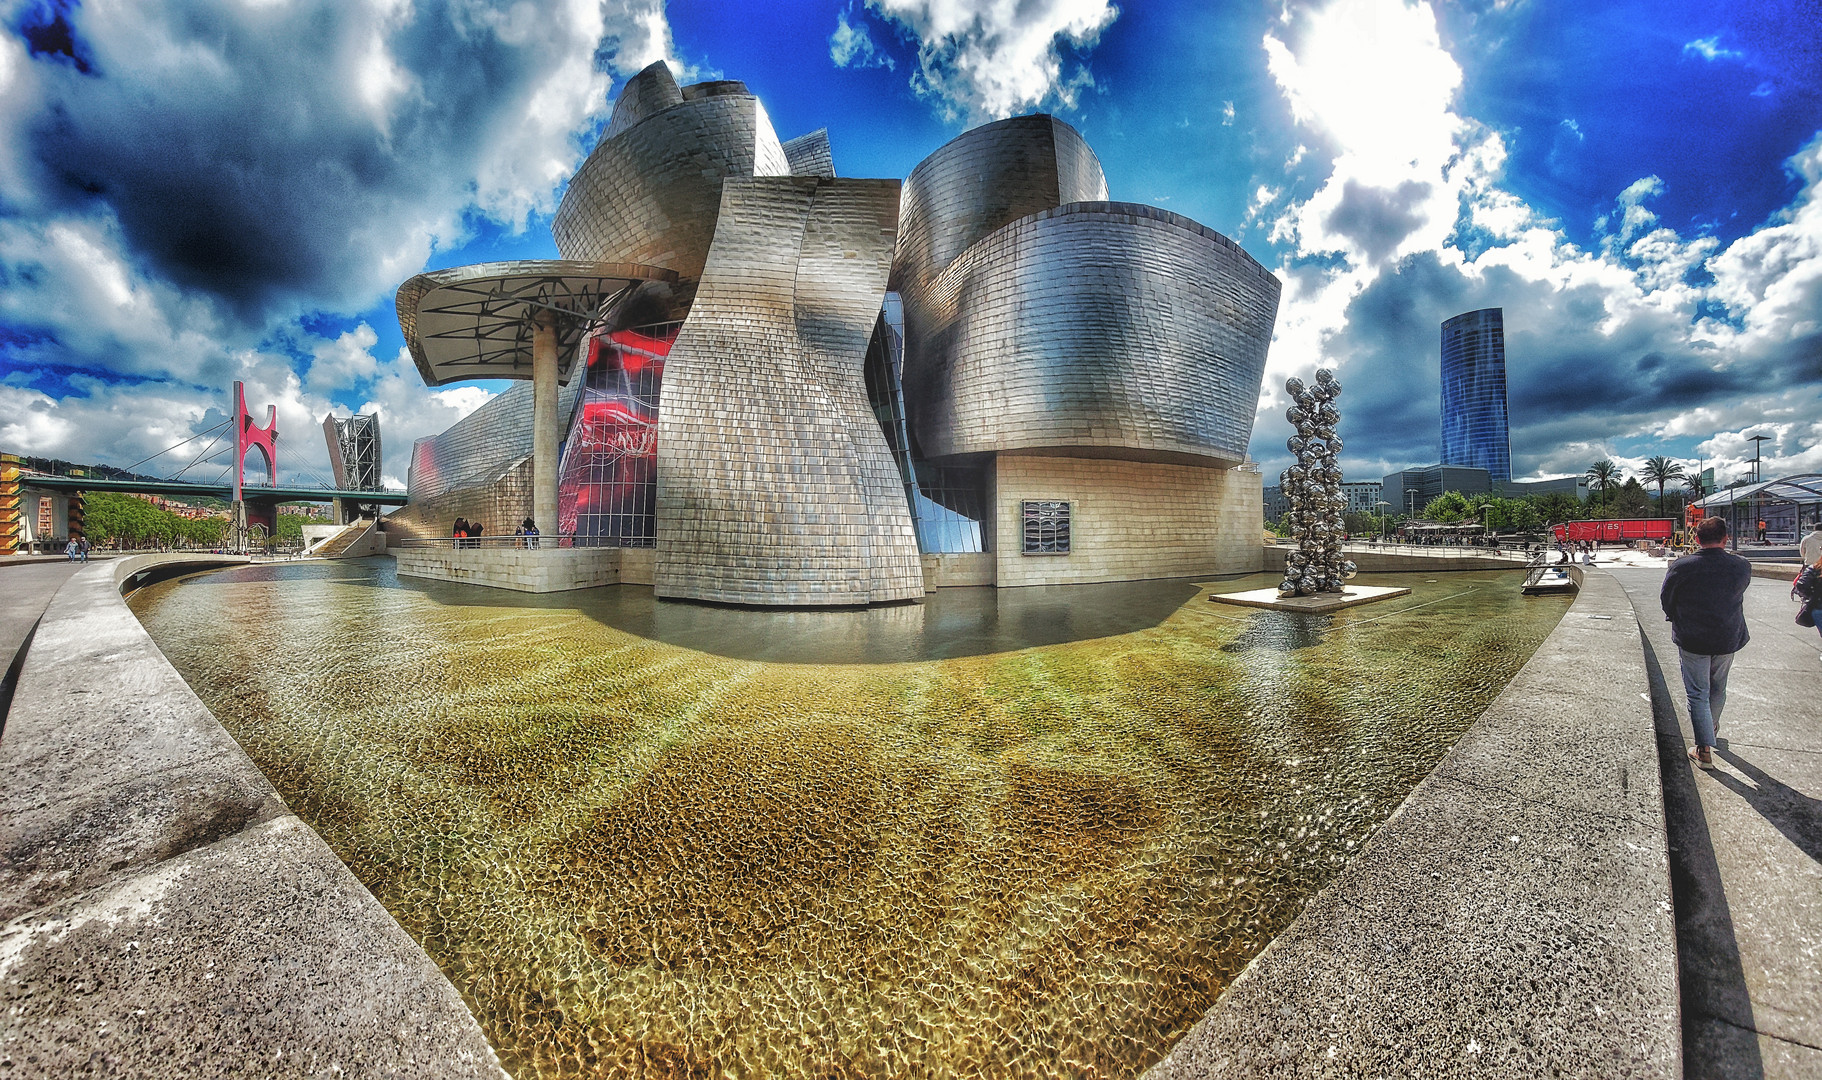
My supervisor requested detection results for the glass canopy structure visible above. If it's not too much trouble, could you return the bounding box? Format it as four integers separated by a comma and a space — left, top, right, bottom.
1694, 473, 1822, 545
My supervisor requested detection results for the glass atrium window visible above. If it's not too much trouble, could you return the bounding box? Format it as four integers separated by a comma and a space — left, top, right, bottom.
864, 297, 991, 554
554, 323, 679, 547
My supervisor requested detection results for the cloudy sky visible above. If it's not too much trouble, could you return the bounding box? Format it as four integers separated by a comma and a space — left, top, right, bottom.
2, 0, 1819, 492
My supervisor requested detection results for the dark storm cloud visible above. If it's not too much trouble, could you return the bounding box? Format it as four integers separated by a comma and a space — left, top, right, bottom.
1263, 245, 1822, 483
11, 0, 629, 320
1322, 179, 1432, 264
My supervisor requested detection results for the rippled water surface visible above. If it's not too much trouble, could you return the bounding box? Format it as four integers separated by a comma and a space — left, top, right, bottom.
131, 559, 1569, 1079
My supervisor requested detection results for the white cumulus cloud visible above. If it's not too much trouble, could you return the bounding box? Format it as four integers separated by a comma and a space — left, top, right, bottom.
1250, 0, 1822, 490
831, 5, 895, 70
867, 0, 1119, 123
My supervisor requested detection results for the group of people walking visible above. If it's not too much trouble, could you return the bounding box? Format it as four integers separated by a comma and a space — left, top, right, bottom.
1662, 518, 1822, 769
451, 517, 484, 548
62, 537, 90, 562
450, 517, 541, 549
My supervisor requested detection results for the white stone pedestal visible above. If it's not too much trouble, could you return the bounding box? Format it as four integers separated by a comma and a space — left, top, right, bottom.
1208, 584, 1412, 613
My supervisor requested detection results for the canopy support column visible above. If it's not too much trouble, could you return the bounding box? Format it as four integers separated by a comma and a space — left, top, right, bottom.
532, 315, 560, 541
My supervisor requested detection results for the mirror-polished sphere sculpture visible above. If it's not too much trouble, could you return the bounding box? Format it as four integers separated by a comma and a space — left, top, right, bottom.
1277, 369, 1354, 596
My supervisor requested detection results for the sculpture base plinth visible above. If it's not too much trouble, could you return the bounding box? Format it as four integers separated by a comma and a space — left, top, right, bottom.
1207, 585, 1412, 614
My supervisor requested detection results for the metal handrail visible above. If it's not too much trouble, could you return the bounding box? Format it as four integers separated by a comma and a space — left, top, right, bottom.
396, 536, 548, 550
1337, 541, 1530, 560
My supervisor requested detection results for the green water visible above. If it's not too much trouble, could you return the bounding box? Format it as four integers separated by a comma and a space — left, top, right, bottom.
130, 559, 1569, 1079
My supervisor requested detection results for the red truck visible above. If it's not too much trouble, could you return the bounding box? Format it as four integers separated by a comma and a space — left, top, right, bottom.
1552, 518, 1676, 543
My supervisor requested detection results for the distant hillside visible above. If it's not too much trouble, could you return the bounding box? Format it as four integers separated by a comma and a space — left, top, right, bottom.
10, 453, 166, 484
4, 453, 233, 508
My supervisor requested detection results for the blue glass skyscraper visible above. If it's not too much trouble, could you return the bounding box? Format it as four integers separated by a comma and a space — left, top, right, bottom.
1440, 307, 1511, 484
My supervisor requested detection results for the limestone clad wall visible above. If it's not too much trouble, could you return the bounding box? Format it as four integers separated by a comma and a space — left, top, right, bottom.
921, 552, 996, 588
992, 456, 1263, 587
655, 176, 923, 606
394, 547, 624, 593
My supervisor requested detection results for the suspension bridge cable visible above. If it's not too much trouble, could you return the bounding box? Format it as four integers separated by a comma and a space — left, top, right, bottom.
117, 419, 232, 474
169, 428, 229, 480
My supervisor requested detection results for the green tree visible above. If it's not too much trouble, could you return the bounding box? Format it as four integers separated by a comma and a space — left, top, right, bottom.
1612, 477, 1651, 517
1528, 492, 1582, 526
1508, 499, 1543, 533
82, 492, 229, 549
1640, 455, 1686, 512
1420, 490, 1475, 522
1480, 495, 1541, 534
1585, 459, 1621, 513
179, 515, 227, 547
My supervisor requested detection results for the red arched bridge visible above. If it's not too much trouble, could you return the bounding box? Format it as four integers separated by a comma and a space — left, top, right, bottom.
1, 381, 406, 554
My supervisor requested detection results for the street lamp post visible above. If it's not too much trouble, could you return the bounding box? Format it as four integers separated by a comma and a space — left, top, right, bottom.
1376, 500, 1390, 542
1406, 487, 1418, 518
1748, 434, 1771, 484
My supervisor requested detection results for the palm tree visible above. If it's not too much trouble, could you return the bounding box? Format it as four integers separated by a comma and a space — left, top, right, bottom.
1684, 472, 1706, 501
1586, 459, 1621, 516
1641, 455, 1686, 512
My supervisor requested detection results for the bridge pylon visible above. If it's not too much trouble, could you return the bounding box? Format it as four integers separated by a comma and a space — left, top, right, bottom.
232, 382, 279, 552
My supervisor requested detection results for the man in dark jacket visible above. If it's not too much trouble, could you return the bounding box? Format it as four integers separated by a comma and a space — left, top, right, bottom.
1661, 517, 1753, 768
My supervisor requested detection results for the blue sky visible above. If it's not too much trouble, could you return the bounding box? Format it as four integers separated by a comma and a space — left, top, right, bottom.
1, 0, 1819, 492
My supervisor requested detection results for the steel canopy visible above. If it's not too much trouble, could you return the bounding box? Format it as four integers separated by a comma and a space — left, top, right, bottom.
1694, 473, 1822, 508
396, 260, 677, 387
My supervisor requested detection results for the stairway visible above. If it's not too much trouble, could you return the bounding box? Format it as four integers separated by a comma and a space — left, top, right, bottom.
310, 520, 372, 558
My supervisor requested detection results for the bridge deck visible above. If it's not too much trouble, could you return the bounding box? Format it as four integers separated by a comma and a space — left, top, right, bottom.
18, 474, 408, 505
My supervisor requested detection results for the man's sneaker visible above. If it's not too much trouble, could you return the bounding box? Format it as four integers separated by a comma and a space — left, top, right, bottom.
1688, 745, 1716, 769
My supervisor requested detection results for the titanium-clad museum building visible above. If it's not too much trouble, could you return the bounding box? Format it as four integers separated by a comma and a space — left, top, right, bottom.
390, 63, 1281, 605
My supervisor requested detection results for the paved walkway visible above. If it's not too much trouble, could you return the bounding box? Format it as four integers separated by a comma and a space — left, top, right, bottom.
0, 558, 89, 729
1610, 566, 1822, 1079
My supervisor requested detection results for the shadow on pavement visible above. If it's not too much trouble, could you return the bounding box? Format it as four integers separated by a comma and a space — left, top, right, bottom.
1711, 747, 1822, 868
1639, 621, 1765, 1079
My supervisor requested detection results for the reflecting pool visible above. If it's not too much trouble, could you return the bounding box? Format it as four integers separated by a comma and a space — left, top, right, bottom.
130, 559, 1569, 1079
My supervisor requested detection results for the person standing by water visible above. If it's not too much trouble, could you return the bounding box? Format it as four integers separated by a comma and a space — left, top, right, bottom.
1661, 517, 1753, 769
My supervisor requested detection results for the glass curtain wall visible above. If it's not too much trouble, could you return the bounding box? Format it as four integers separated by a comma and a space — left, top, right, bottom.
555, 324, 679, 546
864, 295, 990, 554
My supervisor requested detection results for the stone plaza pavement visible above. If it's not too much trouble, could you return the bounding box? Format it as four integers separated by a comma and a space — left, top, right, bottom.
1610, 564, 1822, 1079
0, 557, 91, 725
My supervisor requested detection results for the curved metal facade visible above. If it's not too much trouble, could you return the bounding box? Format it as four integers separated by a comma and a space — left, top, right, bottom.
903, 202, 1280, 467
894, 115, 1106, 296
891, 116, 1106, 359
601, 61, 683, 142
552, 91, 790, 280
655, 176, 922, 605
405, 84, 1281, 601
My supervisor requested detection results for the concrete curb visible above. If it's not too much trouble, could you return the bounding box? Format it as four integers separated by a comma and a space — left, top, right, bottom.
1747, 561, 1804, 582
0, 554, 508, 1078
1148, 566, 1680, 1079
